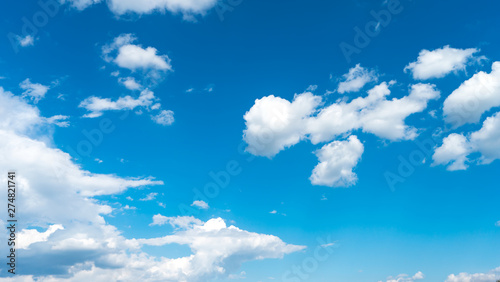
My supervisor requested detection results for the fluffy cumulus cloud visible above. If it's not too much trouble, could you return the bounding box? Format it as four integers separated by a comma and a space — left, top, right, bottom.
243, 91, 322, 157
79, 89, 157, 118
132, 216, 306, 281
19, 79, 50, 103
119, 76, 142, 90
103, 34, 172, 74
432, 133, 473, 171
0, 84, 302, 281
310, 135, 364, 187
433, 111, 500, 170
151, 110, 175, 126
114, 44, 171, 72
337, 64, 378, 94
405, 45, 481, 80
443, 61, 500, 127
379, 271, 424, 282
446, 266, 500, 282
244, 82, 440, 158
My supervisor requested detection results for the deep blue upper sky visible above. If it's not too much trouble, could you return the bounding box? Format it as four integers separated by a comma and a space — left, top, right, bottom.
1, 0, 499, 281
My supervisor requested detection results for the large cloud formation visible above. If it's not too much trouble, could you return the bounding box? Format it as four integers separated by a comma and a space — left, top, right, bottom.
243, 81, 439, 186
0, 86, 303, 281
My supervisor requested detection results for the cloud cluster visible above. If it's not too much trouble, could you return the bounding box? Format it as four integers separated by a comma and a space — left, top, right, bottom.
243, 81, 439, 186
0, 84, 302, 281
79, 34, 176, 125
134, 216, 306, 281
433, 111, 500, 170
446, 266, 500, 282
244, 82, 439, 158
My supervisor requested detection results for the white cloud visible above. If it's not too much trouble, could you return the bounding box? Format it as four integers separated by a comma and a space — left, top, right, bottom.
405, 45, 480, 80
133, 217, 306, 281
62, 0, 102, 10
191, 200, 209, 210
269, 210, 277, 214
443, 61, 500, 127
306, 85, 318, 92
243, 82, 440, 158
10, 216, 303, 281
432, 133, 472, 171
434, 111, 500, 170
17, 35, 35, 47
151, 215, 204, 229
495, 221, 500, 227
119, 77, 142, 90
0, 85, 165, 278
337, 64, 378, 94
380, 271, 425, 282
0, 85, 300, 281
151, 110, 175, 126
446, 266, 500, 282
467, 112, 500, 164
0, 87, 68, 134
107, 0, 218, 18
114, 44, 171, 72
140, 192, 158, 201
102, 34, 172, 84
20, 78, 50, 103
310, 135, 364, 187
243, 91, 322, 157
18, 224, 64, 249
45, 115, 70, 127
79, 89, 156, 118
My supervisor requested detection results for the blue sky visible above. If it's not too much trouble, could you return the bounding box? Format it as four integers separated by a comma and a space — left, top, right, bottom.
1, 0, 500, 281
